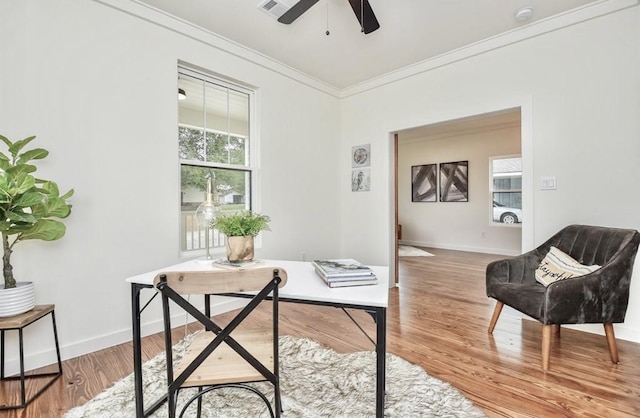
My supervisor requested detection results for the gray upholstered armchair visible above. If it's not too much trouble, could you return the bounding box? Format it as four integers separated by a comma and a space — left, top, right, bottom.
486, 224, 640, 370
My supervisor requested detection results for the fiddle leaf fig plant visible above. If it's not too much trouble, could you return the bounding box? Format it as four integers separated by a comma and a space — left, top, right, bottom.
0, 135, 74, 289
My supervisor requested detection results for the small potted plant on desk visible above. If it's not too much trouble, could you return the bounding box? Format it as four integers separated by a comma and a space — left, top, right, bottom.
0, 135, 73, 317
211, 210, 270, 262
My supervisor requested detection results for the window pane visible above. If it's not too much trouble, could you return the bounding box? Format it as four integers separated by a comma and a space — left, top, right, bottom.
493, 176, 522, 191
491, 156, 522, 224
492, 192, 522, 224
492, 157, 521, 174
180, 127, 247, 164
178, 74, 249, 166
181, 166, 250, 210
180, 166, 251, 251
179, 68, 253, 253
493, 192, 522, 209
178, 75, 205, 129
179, 126, 204, 160
229, 89, 249, 136
206, 131, 246, 166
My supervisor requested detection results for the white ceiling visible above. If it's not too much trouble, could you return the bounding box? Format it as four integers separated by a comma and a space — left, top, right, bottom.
137, 0, 597, 90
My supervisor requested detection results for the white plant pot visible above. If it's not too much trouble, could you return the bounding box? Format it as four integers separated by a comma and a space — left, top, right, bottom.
0, 282, 36, 317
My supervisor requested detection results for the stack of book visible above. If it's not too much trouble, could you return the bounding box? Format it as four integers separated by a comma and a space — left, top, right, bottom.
311, 259, 378, 288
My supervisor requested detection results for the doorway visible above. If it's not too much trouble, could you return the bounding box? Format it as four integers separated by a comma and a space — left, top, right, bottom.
393, 107, 530, 284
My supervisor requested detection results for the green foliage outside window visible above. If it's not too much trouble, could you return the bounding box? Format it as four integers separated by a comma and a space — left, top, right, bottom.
179, 127, 247, 196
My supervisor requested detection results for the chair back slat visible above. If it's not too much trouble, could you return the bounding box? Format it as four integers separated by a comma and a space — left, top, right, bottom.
154, 265, 287, 417
153, 267, 288, 295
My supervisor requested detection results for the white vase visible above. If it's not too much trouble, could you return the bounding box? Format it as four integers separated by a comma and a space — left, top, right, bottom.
0, 282, 36, 317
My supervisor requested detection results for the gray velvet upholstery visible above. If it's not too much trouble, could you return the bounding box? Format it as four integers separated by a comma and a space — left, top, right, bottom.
487, 224, 640, 325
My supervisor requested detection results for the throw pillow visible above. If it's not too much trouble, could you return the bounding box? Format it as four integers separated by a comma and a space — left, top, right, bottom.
535, 246, 601, 287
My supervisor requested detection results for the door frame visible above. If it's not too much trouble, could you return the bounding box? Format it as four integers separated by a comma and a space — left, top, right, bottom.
391, 100, 534, 282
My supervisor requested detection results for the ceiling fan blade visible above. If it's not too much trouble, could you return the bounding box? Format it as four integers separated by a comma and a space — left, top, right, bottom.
347, 0, 380, 34
278, 0, 321, 24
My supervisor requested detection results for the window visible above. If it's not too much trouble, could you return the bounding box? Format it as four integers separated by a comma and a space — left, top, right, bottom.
178, 67, 254, 253
490, 156, 522, 225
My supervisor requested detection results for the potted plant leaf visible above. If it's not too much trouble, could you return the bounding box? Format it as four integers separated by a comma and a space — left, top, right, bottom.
0, 135, 73, 317
210, 210, 270, 262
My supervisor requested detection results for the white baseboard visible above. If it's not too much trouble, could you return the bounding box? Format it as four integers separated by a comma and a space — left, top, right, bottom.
1, 298, 246, 376
8, 287, 637, 377
399, 240, 521, 257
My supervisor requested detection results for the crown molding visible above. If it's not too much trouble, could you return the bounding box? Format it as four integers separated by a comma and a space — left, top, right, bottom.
93, 0, 637, 100
340, 0, 639, 98
92, 0, 342, 98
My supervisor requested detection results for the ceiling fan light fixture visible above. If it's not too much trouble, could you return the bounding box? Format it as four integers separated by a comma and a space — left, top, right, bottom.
178, 88, 186, 100
514, 6, 533, 22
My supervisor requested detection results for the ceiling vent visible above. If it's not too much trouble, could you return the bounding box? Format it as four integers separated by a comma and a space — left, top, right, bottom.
258, 0, 294, 19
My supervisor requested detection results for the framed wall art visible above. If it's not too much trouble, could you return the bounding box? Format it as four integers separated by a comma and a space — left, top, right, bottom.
411, 164, 437, 202
439, 161, 468, 202
352, 144, 370, 168
351, 168, 370, 192
351, 144, 371, 192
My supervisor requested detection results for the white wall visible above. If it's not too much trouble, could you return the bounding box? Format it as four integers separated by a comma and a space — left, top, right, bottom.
339, 4, 640, 342
0, 0, 342, 371
2, 0, 639, 373
398, 125, 522, 256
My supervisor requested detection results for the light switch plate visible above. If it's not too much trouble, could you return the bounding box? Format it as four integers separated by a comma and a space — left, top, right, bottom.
540, 176, 557, 190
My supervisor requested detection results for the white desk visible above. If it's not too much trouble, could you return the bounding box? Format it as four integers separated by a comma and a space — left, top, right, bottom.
127, 259, 388, 417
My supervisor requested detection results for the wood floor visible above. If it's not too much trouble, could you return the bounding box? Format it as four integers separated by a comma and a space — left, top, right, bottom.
1, 247, 639, 417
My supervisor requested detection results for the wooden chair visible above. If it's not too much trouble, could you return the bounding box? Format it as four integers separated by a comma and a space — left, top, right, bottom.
154, 267, 288, 418
486, 224, 640, 371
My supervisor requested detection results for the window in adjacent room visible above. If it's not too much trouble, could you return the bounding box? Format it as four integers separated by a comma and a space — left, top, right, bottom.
178, 67, 254, 253
490, 155, 522, 225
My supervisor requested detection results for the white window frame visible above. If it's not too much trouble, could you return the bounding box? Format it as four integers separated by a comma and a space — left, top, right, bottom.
489, 154, 522, 227
178, 66, 258, 257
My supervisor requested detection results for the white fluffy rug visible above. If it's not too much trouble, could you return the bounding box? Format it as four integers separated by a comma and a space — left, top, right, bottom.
399, 245, 434, 257
65, 335, 484, 417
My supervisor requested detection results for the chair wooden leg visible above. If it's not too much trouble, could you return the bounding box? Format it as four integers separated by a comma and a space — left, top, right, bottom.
541, 325, 552, 371
553, 324, 561, 337
488, 301, 504, 334
604, 323, 619, 364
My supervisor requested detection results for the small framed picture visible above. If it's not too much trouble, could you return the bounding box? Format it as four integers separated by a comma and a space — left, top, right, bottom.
411, 164, 437, 202
440, 161, 469, 202
352, 168, 370, 192
352, 144, 370, 168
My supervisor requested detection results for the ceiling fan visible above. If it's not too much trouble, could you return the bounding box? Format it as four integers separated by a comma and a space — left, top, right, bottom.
277, 0, 380, 34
